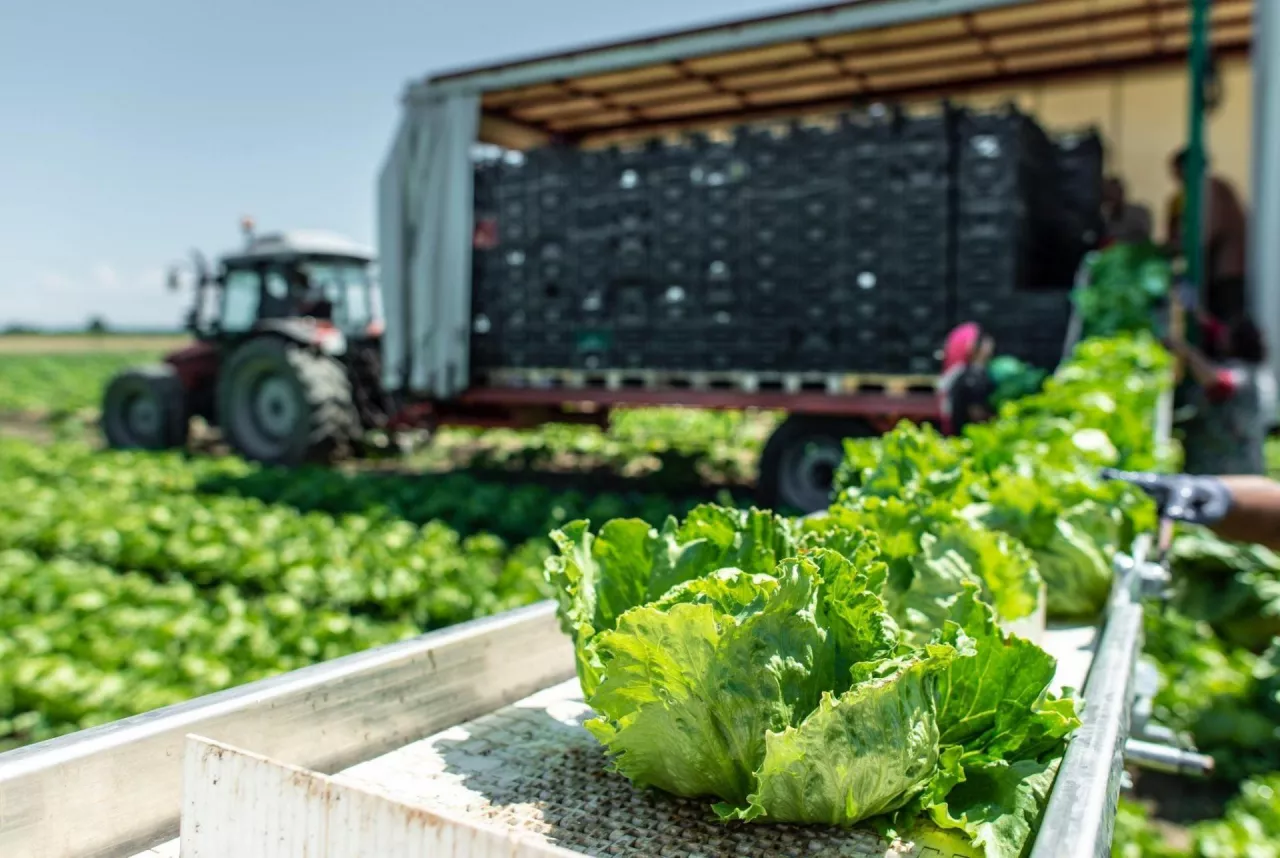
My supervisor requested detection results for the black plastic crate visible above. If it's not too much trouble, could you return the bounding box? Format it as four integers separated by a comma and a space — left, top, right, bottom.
747, 218, 802, 248
741, 327, 793, 370
702, 325, 746, 372
790, 329, 844, 371
740, 247, 802, 278
655, 204, 706, 233
654, 250, 704, 281
954, 247, 1023, 282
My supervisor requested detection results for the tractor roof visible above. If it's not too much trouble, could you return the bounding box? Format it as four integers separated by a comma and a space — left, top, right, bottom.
223, 230, 375, 265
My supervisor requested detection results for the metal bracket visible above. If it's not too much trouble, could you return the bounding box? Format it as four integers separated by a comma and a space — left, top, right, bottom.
1124, 739, 1215, 778
1135, 560, 1172, 601
1129, 658, 1161, 738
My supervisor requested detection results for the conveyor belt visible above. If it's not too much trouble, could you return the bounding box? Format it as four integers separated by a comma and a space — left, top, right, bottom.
336, 624, 1094, 858
133, 624, 1098, 858
340, 679, 954, 858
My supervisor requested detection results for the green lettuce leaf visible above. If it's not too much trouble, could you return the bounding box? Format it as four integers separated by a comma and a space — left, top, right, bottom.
1035, 520, 1113, 619
970, 488, 1113, 620
587, 560, 829, 803
894, 533, 982, 640
1170, 527, 1280, 652
546, 506, 794, 694
805, 545, 899, 691
724, 648, 954, 825
928, 756, 1063, 858
931, 522, 1042, 625
836, 421, 973, 502
932, 586, 1075, 756
934, 587, 1054, 750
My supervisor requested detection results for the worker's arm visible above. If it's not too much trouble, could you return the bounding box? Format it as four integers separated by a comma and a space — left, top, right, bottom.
1165, 197, 1183, 253
1165, 331, 1243, 402
1102, 470, 1280, 550
1170, 338, 1221, 390
1213, 475, 1280, 549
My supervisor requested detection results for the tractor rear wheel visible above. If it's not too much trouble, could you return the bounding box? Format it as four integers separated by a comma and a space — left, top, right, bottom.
216, 337, 358, 466
102, 365, 189, 451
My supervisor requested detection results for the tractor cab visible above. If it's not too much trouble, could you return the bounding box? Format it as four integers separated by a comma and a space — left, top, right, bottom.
189, 229, 381, 344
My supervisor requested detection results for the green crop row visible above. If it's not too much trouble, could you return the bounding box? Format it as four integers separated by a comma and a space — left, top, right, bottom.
0, 436, 730, 566
0, 441, 555, 630
0, 549, 418, 751
0, 432, 745, 751
0, 352, 162, 415
414, 408, 776, 487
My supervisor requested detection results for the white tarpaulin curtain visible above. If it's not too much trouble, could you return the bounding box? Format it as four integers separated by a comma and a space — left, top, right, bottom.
378, 90, 480, 397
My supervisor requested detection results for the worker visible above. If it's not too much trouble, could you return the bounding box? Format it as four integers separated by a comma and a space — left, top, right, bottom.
1165, 147, 1249, 322
939, 322, 995, 436
1102, 469, 1280, 550
294, 269, 334, 320
1168, 314, 1268, 476
1101, 175, 1153, 245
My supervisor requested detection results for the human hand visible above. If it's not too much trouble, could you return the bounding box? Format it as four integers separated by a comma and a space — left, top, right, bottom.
1100, 469, 1233, 525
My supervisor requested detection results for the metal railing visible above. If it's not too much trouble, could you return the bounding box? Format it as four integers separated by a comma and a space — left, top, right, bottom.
0, 603, 574, 858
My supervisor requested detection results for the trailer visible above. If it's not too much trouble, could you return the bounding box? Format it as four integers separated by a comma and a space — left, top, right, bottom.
372, 0, 1269, 513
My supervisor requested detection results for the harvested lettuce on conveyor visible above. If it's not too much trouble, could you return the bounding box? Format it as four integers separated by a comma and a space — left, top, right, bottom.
547, 509, 1077, 858
1071, 241, 1172, 339
542, 334, 1168, 858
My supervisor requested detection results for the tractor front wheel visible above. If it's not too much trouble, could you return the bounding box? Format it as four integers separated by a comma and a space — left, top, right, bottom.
102, 365, 189, 451
216, 337, 358, 466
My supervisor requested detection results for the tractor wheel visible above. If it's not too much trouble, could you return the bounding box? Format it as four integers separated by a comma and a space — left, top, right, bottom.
757, 415, 875, 514
101, 365, 189, 451
216, 337, 358, 466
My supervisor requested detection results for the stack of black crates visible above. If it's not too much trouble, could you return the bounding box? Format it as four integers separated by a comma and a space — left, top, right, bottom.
470, 102, 1103, 378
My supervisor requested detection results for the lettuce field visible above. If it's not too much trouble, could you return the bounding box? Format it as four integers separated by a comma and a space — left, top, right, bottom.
0, 348, 770, 751
0, 429, 765, 750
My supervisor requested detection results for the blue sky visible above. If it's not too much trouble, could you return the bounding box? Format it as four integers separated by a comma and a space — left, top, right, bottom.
0, 0, 816, 329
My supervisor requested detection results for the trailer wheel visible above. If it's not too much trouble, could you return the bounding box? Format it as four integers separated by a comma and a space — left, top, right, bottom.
102, 365, 189, 451
758, 415, 874, 514
216, 337, 358, 466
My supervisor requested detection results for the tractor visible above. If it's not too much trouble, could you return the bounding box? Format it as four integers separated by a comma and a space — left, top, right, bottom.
102, 223, 390, 465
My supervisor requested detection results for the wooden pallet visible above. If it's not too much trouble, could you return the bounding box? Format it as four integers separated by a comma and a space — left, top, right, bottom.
483, 368, 938, 396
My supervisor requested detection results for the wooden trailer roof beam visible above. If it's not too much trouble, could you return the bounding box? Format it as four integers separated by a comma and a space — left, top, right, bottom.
423, 0, 1253, 149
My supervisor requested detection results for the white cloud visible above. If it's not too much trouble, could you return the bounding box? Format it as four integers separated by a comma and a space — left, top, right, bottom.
4, 263, 189, 330
91, 262, 121, 291
34, 270, 76, 292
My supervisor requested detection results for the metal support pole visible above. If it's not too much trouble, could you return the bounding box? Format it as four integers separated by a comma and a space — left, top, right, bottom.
1183, 0, 1211, 313
1252, 0, 1280, 394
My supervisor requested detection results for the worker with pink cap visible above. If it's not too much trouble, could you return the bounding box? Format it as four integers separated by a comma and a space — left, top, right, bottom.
938, 322, 996, 435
